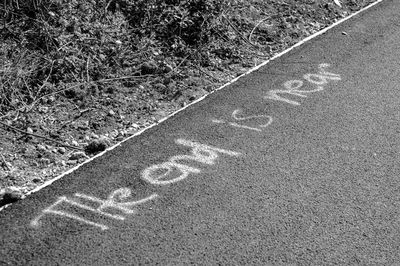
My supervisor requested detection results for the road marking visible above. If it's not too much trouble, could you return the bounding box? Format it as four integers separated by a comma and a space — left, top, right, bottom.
142, 139, 241, 185
211, 119, 225, 124
31, 139, 239, 230
31, 189, 158, 230
264, 63, 341, 105
75, 188, 158, 216
212, 109, 273, 132
31, 196, 110, 230
31, 63, 340, 230
30, 63, 341, 230
318, 63, 341, 78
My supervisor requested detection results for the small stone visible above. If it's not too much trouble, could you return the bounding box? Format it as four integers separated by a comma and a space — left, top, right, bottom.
334, 0, 342, 7
163, 63, 173, 73
71, 140, 79, 147
342, 31, 348, 35
57, 147, 66, 154
108, 109, 116, 116
90, 133, 99, 139
69, 151, 88, 160
27, 127, 33, 134
36, 144, 47, 152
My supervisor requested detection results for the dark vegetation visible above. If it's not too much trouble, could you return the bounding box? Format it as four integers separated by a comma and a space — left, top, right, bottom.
0, 0, 377, 202
0, 0, 224, 112
0, 0, 374, 115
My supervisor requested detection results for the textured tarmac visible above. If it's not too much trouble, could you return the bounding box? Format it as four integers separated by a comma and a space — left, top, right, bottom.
1, 0, 400, 264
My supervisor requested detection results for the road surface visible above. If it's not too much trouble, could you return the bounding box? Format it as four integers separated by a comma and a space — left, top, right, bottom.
1, 0, 400, 264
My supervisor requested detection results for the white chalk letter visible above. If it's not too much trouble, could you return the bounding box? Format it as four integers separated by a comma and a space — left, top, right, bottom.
230, 109, 273, 131
318, 63, 341, 78
142, 139, 240, 185
31, 189, 158, 231
75, 188, 158, 216
30, 196, 109, 230
264, 80, 306, 106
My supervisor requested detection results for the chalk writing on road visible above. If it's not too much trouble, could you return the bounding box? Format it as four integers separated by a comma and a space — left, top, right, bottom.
212, 109, 273, 132
212, 64, 341, 131
31, 139, 240, 230
31, 189, 158, 230
31, 63, 341, 231
264, 63, 341, 105
142, 138, 241, 185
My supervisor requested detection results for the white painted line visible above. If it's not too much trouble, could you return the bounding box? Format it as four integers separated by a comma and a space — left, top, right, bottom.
1, 0, 385, 209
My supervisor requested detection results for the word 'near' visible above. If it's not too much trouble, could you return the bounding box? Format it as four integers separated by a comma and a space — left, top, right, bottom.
264, 63, 341, 106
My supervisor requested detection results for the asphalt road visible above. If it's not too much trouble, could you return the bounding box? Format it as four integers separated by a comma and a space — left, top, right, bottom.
1, 0, 400, 265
